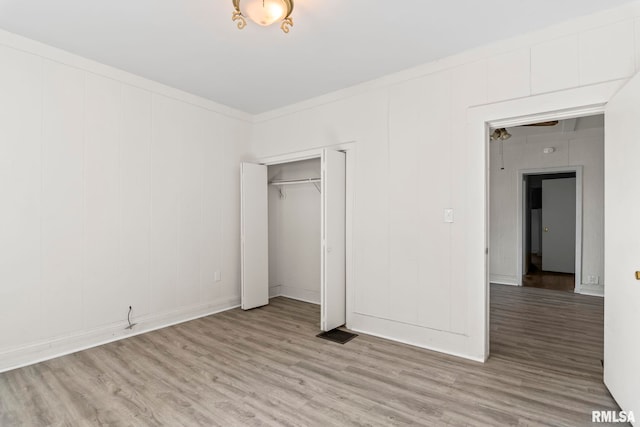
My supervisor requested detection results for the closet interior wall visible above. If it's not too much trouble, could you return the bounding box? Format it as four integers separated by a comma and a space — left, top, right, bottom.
268, 158, 322, 304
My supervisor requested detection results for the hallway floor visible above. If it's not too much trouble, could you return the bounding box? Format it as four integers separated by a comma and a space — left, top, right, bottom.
523, 254, 575, 292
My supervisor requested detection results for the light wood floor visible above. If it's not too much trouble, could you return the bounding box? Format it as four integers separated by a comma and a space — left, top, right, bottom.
0, 285, 621, 426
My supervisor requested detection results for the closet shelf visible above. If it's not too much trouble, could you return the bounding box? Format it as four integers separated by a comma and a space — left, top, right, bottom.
269, 178, 321, 186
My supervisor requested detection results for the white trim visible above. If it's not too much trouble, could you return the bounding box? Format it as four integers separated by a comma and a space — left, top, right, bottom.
259, 150, 323, 166
345, 143, 357, 330
468, 80, 617, 362
0, 298, 240, 374
516, 166, 584, 293
269, 285, 282, 298
580, 283, 605, 297
349, 312, 482, 363
252, 4, 640, 122
269, 285, 320, 305
1, 2, 637, 123
279, 286, 321, 305
489, 275, 519, 286
488, 105, 606, 129
0, 29, 252, 122
240, 163, 247, 308
255, 141, 356, 165
348, 327, 485, 364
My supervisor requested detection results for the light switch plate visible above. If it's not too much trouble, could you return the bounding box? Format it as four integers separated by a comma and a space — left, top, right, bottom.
444, 208, 454, 223
214, 271, 221, 282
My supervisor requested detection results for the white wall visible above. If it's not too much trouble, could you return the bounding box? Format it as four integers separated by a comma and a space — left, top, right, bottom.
250, 3, 640, 361
268, 159, 321, 304
0, 31, 251, 372
1, 1, 639, 370
489, 122, 604, 294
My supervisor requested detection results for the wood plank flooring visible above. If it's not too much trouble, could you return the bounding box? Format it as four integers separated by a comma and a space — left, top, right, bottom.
522, 271, 576, 292
0, 285, 621, 426
522, 255, 576, 292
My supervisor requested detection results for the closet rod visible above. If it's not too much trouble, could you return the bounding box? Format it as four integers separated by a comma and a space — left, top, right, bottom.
269, 178, 321, 186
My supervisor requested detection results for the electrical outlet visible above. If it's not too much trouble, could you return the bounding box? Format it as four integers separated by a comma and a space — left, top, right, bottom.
586, 275, 599, 285
214, 271, 221, 282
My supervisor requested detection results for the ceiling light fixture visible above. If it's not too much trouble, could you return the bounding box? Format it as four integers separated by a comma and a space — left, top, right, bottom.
490, 128, 512, 170
232, 0, 294, 33
490, 128, 512, 141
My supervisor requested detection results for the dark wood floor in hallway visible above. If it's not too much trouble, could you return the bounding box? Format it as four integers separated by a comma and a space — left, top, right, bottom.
522, 254, 576, 292
0, 285, 620, 426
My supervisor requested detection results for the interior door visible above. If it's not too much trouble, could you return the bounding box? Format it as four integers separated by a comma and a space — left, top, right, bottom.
321, 149, 346, 331
240, 162, 269, 310
604, 72, 640, 419
541, 177, 576, 273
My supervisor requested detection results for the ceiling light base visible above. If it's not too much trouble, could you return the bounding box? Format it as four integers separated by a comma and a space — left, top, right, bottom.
232, 0, 294, 33
232, 10, 247, 29
281, 16, 294, 33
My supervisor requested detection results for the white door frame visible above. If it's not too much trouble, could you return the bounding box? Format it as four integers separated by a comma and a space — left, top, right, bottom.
517, 166, 583, 293
468, 79, 622, 361
256, 142, 357, 329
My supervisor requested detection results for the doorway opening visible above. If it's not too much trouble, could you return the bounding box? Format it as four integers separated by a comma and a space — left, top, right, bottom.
486, 113, 607, 387
485, 114, 610, 411
489, 115, 604, 296
472, 75, 640, 414
522, 172, 577, 292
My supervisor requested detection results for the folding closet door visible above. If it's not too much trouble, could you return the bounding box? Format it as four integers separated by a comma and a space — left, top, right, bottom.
321, 149, 346, 331
603, 71, 640, 418
240, 162, 269, 310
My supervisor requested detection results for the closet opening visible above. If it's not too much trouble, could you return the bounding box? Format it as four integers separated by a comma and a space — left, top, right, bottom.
240, 147, 351, 334
268, 158, 322, 315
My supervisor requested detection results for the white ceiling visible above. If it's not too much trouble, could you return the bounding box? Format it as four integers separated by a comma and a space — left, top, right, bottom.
0, 0, 634, 113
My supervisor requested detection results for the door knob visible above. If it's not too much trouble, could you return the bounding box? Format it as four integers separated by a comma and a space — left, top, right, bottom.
544, 227, 549, 232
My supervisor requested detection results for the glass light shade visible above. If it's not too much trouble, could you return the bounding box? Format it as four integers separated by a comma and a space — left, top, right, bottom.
241, 0, 287, 26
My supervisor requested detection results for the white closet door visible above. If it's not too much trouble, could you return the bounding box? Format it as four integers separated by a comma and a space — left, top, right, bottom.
321, 149, 346, 331
240, 162, 269, 310
604, 71, 640, 418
